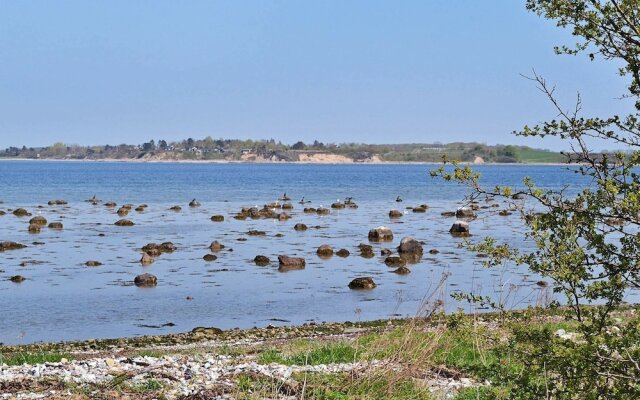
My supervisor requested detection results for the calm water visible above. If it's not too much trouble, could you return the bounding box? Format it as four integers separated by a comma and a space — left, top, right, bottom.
0, 161, 625, 345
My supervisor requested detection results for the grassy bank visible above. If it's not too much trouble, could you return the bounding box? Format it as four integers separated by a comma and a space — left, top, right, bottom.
3, 306, 635, 399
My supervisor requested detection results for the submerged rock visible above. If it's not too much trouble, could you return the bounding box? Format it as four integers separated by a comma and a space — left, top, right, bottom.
116, 207, 129, 216
348, 277, 377, 290
0, 241, 26, 251
9, 275, 25, 283
114, 219, 134, 226
316, 207, 330, 215
211, 215, 225, 222
169, 205, 182, 212
412, 204, 428, 213
47, 199, 68, 206
294, 223, 308, 231
134, 273, 157, 287
85, 260, 102, 267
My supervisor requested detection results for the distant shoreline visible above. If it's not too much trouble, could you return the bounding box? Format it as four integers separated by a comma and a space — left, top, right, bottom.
0, 157, 573, 167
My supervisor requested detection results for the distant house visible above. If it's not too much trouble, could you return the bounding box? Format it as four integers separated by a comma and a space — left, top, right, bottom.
241, 149, 252, 155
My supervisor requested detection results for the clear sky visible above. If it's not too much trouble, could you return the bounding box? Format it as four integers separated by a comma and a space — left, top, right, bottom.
0, 1, 633, 150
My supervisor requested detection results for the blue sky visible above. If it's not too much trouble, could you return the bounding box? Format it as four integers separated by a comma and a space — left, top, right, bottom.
0, 1, 633, 150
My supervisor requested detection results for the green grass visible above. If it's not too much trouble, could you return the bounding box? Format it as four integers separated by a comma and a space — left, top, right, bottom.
235, 371, 433, 400
131, 378, 163, 393
0, 351, 72, 366
258, 342, 358, 366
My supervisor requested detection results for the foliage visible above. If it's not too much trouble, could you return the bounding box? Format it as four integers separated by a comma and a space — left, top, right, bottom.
432, 1, 640, 398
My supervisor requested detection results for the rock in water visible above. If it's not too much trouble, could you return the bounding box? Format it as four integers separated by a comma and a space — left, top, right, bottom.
348, 277, 377, 290
336, 249, 350, 257
12, 208, 31, 217
316, 245, 334, 258
388, 209, 403, 218
278, 255, 306, 271
140, 252, 155, 265
48, 222, 63, 229
0, 241, 26, 252
397, 237, 423, 263
85, 260, 102, 267
134, 273, 157, 287
449, 220, 470, 237
384, 256, 407, 268
368, 226, 394, 242
114, 219, 134, 226
456, 207, 476, 219
209, 241, 225, 251
29, 216, 47, 225
254, 255, 270, 266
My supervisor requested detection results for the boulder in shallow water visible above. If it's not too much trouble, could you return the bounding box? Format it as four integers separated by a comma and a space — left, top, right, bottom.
294, 223, 308, 231
384, 256, 407, 268
389, 209, 403, 218
27, 223, 41, 233
336, 248, 350, 257
29, 216, 47, 225
114, 219, 134, 226
48, 222, 63, 229
0, 241, 26, 252
316, 244, 334, 258
141, 252, 154, 265
254, 255, 270, 266
392, 266, 411, 275
134, 273, 157, 287
9, 275, 25, 283
397, 237, 423, 262
449, 220, 470, 237
368, 226, 394, 242
12, 208, 31, 217
209, 240, 225, 251
278, 255, 306, 271
456, 207, 476, 219
116, 207, 129, 217
211, 215, 224, 222
316, 207, 330, 215
348, 277, 377, 290
85, 260, 102, 267
203, 254, 218, 262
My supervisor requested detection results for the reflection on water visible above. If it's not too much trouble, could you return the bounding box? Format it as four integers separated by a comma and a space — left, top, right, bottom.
0, 161, 632, 344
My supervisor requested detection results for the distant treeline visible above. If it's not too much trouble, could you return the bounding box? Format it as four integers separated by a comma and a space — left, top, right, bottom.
0, 137, 567, 163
